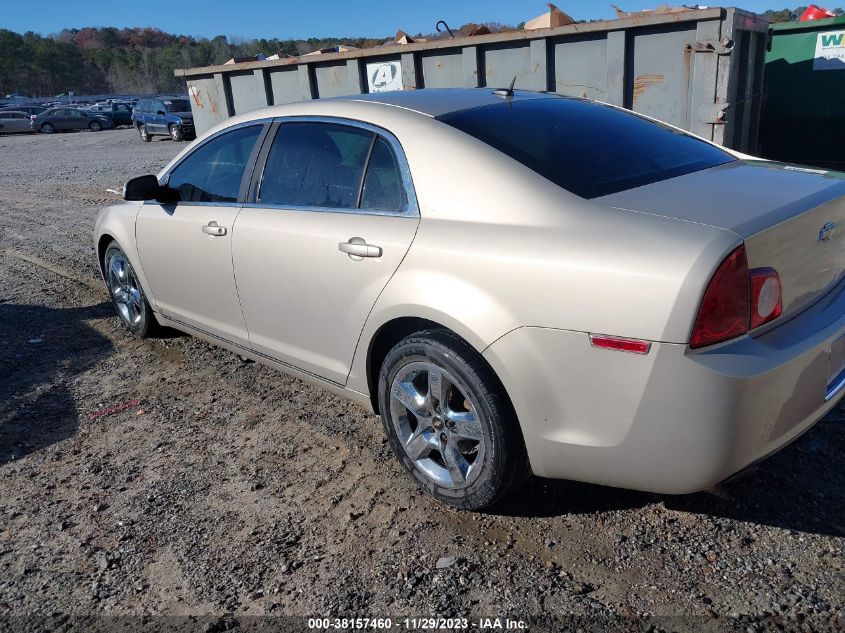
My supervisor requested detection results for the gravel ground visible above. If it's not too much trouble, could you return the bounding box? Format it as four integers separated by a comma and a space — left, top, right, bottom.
0, 128, 843, 632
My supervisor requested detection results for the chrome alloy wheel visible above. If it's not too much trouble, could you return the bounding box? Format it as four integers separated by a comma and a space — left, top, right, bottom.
389, 361, 486, 489
106, 251, 143, 327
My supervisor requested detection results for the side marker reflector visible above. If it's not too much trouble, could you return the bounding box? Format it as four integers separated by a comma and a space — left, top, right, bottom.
589, 334, 652, 355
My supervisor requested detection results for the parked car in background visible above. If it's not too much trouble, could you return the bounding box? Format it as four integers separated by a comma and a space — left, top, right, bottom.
32, 108, 113, 134
0, 111, 34, 134
132, 97, 195, 142
95, 88, 845, 510
1, 104, 46, 117
86, 102, 134, 127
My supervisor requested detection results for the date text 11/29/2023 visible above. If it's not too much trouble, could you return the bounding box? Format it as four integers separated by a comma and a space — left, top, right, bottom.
307, 617, 528, 630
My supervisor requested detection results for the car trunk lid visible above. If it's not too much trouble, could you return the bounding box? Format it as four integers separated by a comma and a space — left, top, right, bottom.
596, 160, 845, 322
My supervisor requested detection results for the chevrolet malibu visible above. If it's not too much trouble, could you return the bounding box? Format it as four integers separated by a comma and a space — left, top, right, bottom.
94, 88, 845, 510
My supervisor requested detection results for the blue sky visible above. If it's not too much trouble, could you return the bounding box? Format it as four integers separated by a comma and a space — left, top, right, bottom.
4, 1, 785, 39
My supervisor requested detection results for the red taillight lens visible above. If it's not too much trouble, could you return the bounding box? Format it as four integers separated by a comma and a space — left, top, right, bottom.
690, 246, 750, 349
30, 115, 36, 121
750, 268, 782, 329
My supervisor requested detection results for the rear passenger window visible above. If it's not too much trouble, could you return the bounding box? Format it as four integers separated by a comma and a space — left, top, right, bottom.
259, 123, 373, 209
167, 125, 262, 203
361, 137, 406, 212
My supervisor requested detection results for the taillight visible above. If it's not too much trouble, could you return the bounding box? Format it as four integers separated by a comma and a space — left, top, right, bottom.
30, 115, 35, 121
750, 268, 782, 329
690, 245, 783, 349
690, 246, 750, 349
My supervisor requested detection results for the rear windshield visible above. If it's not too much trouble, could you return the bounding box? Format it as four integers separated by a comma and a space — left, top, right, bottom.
437, 98, 734, 199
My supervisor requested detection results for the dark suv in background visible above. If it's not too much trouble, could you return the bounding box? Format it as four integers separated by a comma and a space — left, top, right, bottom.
132, 97, 195, 142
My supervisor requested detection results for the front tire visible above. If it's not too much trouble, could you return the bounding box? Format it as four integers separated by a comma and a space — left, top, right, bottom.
89, 120, 102, 132
169, 124, 184, 142
138, 124, 151, 142
378, 329, 529, 511
103, 242, 159, 338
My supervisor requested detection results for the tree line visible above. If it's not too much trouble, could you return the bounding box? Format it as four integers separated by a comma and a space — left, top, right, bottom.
0, 22, 516, 98
0, 7, 841, 98
0, 28, 392, 97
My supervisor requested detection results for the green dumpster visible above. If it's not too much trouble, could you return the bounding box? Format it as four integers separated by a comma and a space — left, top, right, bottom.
759, 15, 845, 171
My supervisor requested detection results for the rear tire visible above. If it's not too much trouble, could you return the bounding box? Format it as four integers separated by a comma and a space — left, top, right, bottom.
169, 125, 184, 142
40, 123, 54, 134
103, 241, 160, 338
138, 124, 151, 142
378, 329, 529, 511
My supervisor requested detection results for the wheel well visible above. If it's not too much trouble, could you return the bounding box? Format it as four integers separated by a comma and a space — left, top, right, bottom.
97, 234, 115, 277
367, 317, 493, 413
365, 318, 526, 465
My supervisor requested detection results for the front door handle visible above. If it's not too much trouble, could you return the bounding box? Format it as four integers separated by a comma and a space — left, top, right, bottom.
339, 237, 382, 260
202, 221, 226, 237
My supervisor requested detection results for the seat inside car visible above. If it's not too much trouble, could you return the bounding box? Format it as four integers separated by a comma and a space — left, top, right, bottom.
262, 125, 362, 208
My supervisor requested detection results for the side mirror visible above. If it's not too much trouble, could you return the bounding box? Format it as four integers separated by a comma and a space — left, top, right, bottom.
123, 175, 173, 201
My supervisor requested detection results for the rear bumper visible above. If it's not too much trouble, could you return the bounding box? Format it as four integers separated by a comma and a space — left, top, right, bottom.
483, 282, 845, 494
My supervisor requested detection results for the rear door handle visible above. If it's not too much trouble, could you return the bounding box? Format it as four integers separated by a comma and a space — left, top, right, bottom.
202, 221, 226, 237
339, 237, 382, 260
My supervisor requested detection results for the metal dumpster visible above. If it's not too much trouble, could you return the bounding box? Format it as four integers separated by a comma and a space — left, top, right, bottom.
759, 14, 845, 170
175, 7, 768, 152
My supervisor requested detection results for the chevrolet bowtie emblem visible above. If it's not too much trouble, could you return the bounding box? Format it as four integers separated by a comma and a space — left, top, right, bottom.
819, 222, 838, 243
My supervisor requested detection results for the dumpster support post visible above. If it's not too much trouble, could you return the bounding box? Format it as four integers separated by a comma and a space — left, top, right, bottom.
605, 30, 626, 107
462, 47, 480, 88
529, 39, 548, 92
401, 53, 418, 89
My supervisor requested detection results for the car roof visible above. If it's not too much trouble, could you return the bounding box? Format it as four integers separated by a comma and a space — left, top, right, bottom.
331, 88, 562, 118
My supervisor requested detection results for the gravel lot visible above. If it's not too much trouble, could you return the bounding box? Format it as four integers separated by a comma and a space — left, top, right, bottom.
0, 128, 843, 632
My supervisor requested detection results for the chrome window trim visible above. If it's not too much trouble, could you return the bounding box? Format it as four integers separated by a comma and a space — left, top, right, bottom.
143, 200, 244, 208
826, 366, 845, 401
248, 115, 420, 219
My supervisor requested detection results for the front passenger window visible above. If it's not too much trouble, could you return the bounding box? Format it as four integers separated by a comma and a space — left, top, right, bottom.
167, 125, 262, 203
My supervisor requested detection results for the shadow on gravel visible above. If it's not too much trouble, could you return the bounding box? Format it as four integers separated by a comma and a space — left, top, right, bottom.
0, 301, 113, 465
493, 420, 843, 537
